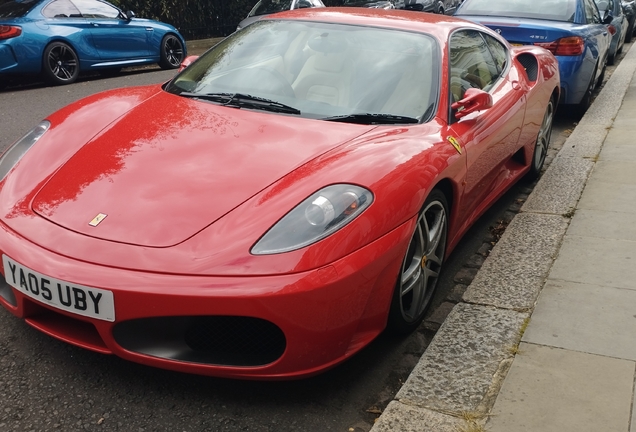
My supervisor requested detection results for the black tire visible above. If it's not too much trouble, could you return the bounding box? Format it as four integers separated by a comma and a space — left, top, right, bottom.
42, 42, 79, 85
387, 189, 448, 334
626, 21, 634, 43
526, 97, 554, 181
576, 65, 597, 118
608, 51, 615, 66
596, 63, 606, 89
158, 34, 185, 69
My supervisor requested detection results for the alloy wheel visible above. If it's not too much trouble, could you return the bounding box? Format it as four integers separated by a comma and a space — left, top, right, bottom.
397, 198, 447, 324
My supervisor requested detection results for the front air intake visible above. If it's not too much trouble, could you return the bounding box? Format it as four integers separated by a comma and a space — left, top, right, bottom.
113, 315, 286, 367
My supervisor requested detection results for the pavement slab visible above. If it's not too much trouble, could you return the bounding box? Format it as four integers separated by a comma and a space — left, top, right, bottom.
549, 235, 636, 290
395, 303, 529, 414
598, 131, 636, 161
463, 212, 568, 310
588, 160, 636, 184
522, 280, 636, 360
577, 179, 636, 213
486, 343, 634, 432
567, 208, 636, 241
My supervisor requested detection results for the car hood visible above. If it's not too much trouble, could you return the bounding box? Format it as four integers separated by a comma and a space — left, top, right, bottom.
30, 91, 375, 247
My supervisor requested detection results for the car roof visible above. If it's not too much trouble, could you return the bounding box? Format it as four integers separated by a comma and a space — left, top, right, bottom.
263, 7, 488, 40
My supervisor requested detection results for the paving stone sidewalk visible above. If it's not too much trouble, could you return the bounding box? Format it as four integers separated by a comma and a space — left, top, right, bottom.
371, 39, 636, 432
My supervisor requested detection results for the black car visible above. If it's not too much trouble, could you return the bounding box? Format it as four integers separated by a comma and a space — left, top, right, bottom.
622, 0, 636, 42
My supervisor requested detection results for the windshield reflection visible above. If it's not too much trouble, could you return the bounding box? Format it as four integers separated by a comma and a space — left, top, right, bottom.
166, 20, 439, 123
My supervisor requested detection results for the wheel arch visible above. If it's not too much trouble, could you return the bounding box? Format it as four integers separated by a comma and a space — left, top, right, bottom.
551, 86, 560, 106
431, 177, 454, 215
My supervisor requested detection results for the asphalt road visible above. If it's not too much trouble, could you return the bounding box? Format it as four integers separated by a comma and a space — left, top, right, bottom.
0, 44, 622, 431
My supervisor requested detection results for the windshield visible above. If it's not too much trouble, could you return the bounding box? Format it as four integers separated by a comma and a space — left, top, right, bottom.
457, 0, 577, 22
0, 0, 40, 18
249, 0, 293, 17
166, 20, 439, 123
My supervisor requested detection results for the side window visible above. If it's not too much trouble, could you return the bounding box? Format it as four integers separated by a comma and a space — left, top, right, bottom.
42, 0, 82, 18
449, 30, 499, 103
71, 0, 122, 19
483, 34, 508, 75
584, 0, 601, 23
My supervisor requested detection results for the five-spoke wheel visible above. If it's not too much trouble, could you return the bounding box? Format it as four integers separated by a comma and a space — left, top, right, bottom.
388, 189, 448, 333
43, 42, 79, 85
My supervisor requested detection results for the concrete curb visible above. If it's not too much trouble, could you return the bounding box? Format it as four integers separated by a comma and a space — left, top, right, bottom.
371, 44, 636, 432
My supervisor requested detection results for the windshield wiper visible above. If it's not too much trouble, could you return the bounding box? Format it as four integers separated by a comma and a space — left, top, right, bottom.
321, 113, 419, 125
180, 92, 301, 115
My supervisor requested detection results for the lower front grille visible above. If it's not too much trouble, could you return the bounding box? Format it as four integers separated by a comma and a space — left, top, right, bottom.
113, 316, 286, 367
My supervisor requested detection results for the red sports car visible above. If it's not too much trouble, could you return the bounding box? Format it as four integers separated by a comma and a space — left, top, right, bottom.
0, 8, 559, 379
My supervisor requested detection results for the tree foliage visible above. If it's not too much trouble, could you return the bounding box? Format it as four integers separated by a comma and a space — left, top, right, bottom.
110, 0, 255, 38
109, 0, 345, 39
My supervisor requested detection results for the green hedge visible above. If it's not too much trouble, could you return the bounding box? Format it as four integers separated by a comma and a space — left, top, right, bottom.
110, 0, 345, 39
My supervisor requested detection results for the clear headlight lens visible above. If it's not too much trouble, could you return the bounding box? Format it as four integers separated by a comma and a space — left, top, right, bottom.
251, 184, 374, 255
0, 121, 50, 181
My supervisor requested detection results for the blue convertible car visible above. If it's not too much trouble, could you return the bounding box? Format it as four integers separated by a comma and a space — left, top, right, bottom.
456, 0, 612, 115
0, 0, 186, 85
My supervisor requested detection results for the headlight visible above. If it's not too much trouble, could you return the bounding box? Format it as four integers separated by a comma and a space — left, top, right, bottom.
251, 184, 373, 255
0, 121, 50, 181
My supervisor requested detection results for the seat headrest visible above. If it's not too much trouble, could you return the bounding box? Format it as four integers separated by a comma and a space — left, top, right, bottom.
308, 33, 348, 54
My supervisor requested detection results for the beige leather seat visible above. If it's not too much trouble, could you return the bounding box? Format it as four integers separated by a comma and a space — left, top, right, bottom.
292, 35, 353, 106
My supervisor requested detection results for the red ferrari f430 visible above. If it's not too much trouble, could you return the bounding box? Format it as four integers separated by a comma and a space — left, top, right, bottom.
0, 8, 559, 379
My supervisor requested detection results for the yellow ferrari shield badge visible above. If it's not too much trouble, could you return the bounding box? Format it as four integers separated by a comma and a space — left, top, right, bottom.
89, 213, 108, 227
447, 136, 462, 154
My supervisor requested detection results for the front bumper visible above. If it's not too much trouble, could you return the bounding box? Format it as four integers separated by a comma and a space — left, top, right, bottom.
0, 217, 413, 379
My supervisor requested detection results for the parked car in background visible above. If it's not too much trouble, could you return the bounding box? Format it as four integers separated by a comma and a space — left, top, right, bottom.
0, 9, 559, 379
0, 0, 186, 86
456, 0, 612, 115
237, 0, 325, 30
403, 0, 459, 14
596, 0, 628, 63
342, 0, 395, 9
622, 0, 636, 41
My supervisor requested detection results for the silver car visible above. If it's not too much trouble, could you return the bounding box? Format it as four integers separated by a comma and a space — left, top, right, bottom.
403, 0, 460, 14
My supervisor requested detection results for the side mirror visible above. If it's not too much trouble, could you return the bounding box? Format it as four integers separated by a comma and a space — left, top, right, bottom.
451, 88, 493, 119
603, 12, 614, 24
178, 55, 199, 72
125, 10, 135, 20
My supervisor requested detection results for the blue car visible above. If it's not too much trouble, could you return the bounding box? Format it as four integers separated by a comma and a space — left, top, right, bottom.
0, 0, 187, 86
596, 0, 629, 64
456, 0, 612, 114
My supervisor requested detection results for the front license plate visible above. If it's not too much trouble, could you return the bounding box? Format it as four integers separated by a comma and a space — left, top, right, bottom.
2, 255, 115, 322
